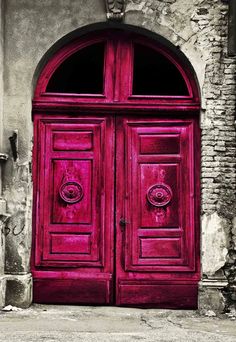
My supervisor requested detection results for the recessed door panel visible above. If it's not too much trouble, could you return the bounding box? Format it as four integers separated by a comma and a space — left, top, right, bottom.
52, 159, 92, 224
40, 121, 102, 265
52, 131, 93, 151
50, 233, 91, 254
140, 163, 180, 228
139, 134, 180, 155
140, 238, 181, 258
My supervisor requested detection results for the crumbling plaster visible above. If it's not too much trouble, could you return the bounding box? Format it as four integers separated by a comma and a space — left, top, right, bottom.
0, 0, 4, 276
202, 212, 229, 276
0, 0, 235, 310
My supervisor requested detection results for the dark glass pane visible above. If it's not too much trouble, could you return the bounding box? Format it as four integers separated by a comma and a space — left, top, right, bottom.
133, 44, 189, 96
46, 43, 104, 94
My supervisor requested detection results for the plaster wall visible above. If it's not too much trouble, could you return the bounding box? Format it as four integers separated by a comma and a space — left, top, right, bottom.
0, 0, 235, 311
0, 0, 6, 307
0, 0, 4, 276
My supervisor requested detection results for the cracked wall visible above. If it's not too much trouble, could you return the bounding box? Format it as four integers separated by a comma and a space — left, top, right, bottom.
0, 0, 235, 310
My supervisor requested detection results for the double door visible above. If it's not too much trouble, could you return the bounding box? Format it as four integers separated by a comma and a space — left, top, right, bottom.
32, 114, 200, 309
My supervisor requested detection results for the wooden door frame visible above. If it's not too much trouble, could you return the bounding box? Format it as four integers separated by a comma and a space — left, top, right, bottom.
33, 30, 200, 110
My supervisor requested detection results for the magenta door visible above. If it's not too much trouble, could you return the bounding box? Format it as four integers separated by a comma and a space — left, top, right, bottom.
32, 30, 200, 308
33, 116, 115, 304
115, 116, 200, 308
32, 114, 199, 308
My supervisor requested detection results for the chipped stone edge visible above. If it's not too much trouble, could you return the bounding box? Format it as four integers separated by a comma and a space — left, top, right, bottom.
199, 279, 228, 288
3, 273, 32, 309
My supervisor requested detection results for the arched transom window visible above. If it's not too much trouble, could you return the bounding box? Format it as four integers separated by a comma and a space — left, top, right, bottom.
34, 30, 200, 110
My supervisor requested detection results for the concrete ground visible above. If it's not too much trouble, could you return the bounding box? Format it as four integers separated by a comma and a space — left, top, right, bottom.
0, 305, 236, 342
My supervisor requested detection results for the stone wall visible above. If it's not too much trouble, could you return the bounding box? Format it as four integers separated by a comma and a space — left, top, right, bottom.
0, 0, 235, 312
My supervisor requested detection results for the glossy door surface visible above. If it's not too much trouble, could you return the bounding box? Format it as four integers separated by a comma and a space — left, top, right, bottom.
32, 30, 201, 308
32, 116, 114, 304
115, 116, 200, 308
33, 115, 199, 308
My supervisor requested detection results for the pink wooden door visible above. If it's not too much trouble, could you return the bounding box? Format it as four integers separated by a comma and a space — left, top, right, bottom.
116, 116, 200, 309
32, 115, 114, 304
32, 31, 200, 307
32, 114, 199, 307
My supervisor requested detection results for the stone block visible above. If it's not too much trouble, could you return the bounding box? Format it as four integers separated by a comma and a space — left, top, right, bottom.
198, 281, 227, 313
0, 198, 7, 215
201, 212, 229, 276
5, 274, 32, 308
0, 276, 6, 308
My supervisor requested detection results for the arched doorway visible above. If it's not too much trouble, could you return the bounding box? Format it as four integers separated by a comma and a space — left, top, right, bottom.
32, 29, 200, 308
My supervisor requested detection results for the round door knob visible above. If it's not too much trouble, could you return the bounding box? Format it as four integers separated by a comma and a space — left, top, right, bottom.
147, 183, 172, 207
59, 181, 83, 204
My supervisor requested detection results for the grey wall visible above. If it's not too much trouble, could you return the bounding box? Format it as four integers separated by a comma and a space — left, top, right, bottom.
0, 0, 6, 307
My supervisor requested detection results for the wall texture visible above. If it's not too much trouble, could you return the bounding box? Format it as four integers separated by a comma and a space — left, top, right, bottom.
0, 0, 6, 307
0, 0, 235, 312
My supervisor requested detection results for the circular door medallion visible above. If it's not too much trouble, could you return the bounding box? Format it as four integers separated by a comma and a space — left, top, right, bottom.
147, 183, 172, 207
59, 181, 83, 204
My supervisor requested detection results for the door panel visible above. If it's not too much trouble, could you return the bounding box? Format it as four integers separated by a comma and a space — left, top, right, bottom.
32, 116, 114, 304
116, 116, 199, 308
140, 163, 180, 229
39, 122, 101, 265
52, 159, 92, 224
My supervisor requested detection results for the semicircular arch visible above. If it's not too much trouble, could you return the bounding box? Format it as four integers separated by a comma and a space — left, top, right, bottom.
33, 24, 200, 107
